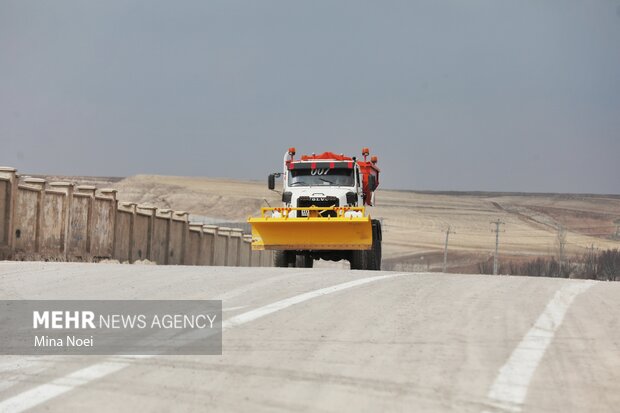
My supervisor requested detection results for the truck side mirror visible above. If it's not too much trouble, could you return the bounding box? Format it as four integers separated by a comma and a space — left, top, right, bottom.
368, 175, 377, 191
268, 174, 276, 190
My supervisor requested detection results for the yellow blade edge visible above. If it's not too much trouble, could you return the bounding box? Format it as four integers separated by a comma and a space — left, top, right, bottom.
248, 217, 372, 250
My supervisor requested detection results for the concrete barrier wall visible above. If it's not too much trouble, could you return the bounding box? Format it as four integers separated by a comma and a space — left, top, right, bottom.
227, 229, 243, 266
68, 191, 91, 259
169, 212, 188, 265
91, 191, 117, 258
250, 248, 261, 267
13, 183, 39, 255
240, 236, 252, 267
40, 188, 66, 257
185, 225, 203, 265
0, 168, 19, 260
152, 210, 171, 264
114, 203, 135, 262
260, 250, 273, 267
213, 228, 229, 266
0, 166, 272, 267
0, 179, 8, 252
200, 226, 218, 266
133, 208, 153, 262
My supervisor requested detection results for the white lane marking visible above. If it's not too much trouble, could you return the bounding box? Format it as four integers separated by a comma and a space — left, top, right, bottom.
0, 361, 127, 413
483, 281, 595, 413
222, 305, 247, 312
222, 273, 402, 329
0, 273, 405, 412
0, 357, 60, 392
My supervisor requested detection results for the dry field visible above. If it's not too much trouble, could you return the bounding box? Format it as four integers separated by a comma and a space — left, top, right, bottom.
40, 174, 620, 272
375, 190, 620, 271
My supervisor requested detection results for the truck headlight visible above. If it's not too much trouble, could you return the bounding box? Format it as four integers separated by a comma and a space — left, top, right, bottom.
346, 191, 356, 205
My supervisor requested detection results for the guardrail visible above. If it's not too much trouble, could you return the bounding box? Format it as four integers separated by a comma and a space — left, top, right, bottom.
0, 167, 273, 267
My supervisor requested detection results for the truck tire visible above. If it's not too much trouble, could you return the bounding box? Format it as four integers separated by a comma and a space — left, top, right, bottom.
350, 250, 365, 270
295, 254, 314, 268
274, 250, 292, 267
376, 220, 382, 267
366, 220, 382, 270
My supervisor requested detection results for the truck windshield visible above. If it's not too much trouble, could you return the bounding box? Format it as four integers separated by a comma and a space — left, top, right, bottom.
288, 168, 354, 187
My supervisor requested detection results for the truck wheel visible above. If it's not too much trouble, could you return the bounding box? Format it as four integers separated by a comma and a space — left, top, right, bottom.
274, 250, 292, 267
375, 220, 382, 266
366, 242, 381, 270
350, 250, 365, 270
366, 220, 382, 270
295, 254, 313, 268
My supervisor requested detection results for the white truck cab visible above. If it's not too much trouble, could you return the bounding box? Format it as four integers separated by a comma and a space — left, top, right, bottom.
269, 149, 377, 216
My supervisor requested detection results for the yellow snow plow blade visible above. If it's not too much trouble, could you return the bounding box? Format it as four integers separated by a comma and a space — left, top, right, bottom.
248, 207, 372, 251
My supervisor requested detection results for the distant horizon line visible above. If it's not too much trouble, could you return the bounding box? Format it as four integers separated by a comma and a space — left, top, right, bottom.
19, 170, 620, 199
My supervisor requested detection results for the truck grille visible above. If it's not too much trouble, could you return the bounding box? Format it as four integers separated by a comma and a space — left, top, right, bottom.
297, 197, 339, 217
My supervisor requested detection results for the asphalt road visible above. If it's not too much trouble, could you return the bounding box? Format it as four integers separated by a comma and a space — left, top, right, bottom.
0, 262, 618, 412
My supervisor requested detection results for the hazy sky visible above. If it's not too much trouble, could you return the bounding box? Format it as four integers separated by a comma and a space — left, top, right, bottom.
1, 1, 619, 193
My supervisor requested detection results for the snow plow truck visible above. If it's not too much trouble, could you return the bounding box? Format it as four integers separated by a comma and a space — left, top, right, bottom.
248, 147, 382, 270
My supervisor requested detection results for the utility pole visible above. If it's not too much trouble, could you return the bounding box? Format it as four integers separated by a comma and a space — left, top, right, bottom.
443, 226, 455, 273
585, 243, 598, 279
557, 225, 567, 276
491, 219, 505, 275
